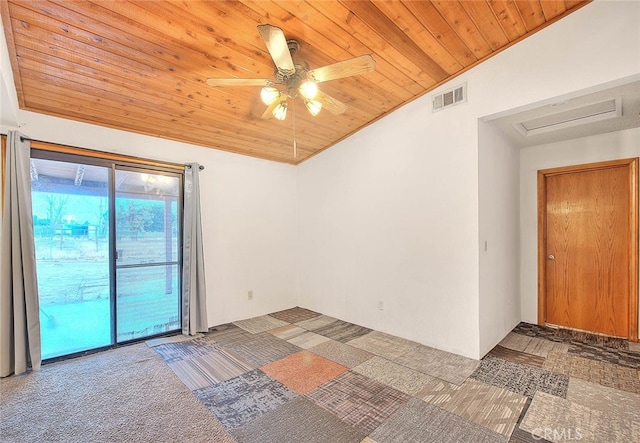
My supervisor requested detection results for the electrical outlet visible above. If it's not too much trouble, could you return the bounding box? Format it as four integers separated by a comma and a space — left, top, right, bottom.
378, 301, 384, 311
248, 290, 253, 301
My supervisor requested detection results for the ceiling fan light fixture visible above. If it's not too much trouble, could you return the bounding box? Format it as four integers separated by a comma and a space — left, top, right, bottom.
261, 87, 280, 105
304, 99, 322, 116
299, 80, 318, 100
273, 101, 288, 120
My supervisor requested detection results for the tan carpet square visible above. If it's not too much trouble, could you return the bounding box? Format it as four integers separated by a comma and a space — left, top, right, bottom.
544, 351, 640, 393
233, 315, 289, 334
499, 332, 569, 357
437, 379, 527, 437
308, 339, 374, 368
352, 356, 435, 395
347, 331, 419, 360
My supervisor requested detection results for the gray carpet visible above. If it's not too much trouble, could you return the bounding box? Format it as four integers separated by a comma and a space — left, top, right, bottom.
230, 396, 366, 443
195, 369, 298, 429
470, 355, 569, 399
0, 343, 235, 443
370, 397, 507, 443
310, 320, 373, 343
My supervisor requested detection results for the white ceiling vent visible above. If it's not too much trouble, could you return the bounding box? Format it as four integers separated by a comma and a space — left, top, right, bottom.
514, 97, 622, 136
432, 83, 466, 112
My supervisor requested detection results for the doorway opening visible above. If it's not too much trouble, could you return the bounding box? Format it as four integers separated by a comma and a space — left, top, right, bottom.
537, 158, 638, 340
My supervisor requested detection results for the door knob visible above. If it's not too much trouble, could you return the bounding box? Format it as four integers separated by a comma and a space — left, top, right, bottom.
548, 254, 555, 260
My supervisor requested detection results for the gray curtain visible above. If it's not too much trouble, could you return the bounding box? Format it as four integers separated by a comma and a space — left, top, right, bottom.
182, 163, 208, 335
1, 131, 41, 377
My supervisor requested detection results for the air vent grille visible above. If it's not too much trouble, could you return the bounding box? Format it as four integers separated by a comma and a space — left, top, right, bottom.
433, 83, 466, 112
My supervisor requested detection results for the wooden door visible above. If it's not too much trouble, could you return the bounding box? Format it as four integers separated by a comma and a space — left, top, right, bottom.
538, 158, 638, 339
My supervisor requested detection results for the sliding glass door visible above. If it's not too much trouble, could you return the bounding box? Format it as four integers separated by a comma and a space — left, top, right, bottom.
31, 152, 182, 360
31, 158, 112, 359
114, 168, 181, 342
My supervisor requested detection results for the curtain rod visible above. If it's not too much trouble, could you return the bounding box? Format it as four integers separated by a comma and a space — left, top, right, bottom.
1, 132, 205, 170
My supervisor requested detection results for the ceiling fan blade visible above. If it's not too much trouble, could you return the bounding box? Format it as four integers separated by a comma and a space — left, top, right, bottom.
307, 55, 375, 83
315, 90, 348, 115
206, 78, 272, 87
261, 99, 281, 119
257, 24, 295, 73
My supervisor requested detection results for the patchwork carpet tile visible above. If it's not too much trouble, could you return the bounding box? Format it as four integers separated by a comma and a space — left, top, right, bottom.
268, 324, 306, 340
543, 351, 640, 393
566, 377, 640, 422
351, 356, 434, 395
416, 376, 462, 405
556, 328, 629, 349
370, 397, 507, 443
567, 344, 640, 369
146, 333, 199, 347
347, 330, 419, 360
488, 346, 546, 369
295, 314, 339, 331
260, 350, 348, 394
437, 379, 528, 437
207, 324, 256, 347
471, 355, 568, 399
512, 322, 629, 349
395, 344, 480, 385
308, 339, 374, 368
499, 332, 569, 358
233, 315, 289, 334
306, 371, 409, 434
312, 320, 373, 343
194, 369, 298, 430
222, 332, 301, 368
230, 396, 366, 443
520, 391, 640, 443
287, 331, 331, 349
166, 347, 254, 390
268, 307, 321, 324
508, 399, 551, 443
153, 338, 219, 364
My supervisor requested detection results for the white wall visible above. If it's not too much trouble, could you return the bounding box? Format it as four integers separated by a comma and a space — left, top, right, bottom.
0, 20, 18, 128
297, 1, 640, 359
520, 128, 640, 336
298, 99, 481, 358
2, 110, 299, 328
478, 121, 521, 356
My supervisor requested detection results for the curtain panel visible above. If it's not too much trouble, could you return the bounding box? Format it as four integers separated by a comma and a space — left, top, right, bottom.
182, 163, 208, 335
1, 131, 41, 377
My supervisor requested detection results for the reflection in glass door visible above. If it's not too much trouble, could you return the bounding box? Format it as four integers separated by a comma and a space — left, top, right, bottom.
31, 158, 112, 359
114, 168, 181, 342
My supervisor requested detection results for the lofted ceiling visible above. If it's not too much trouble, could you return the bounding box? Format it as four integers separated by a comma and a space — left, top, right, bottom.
1, 0, 589, 164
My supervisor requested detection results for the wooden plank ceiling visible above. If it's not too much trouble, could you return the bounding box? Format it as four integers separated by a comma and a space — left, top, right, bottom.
1, 1, 589, 164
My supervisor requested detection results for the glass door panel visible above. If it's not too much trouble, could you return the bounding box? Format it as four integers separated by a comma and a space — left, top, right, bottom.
114, 169, 181, 342
31, 158, 112, 359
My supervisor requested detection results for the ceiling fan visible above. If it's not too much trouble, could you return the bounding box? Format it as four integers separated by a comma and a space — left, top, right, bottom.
206, 24, 376, 121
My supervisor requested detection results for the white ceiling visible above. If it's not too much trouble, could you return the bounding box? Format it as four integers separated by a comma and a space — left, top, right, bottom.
487, 78, 640, 149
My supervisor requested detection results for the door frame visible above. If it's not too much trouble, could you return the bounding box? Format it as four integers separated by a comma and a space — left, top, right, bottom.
537, 157, 639, 341
30, 145, 185, 360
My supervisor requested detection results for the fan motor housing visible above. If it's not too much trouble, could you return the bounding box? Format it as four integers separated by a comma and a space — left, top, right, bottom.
273, 40, 310, 99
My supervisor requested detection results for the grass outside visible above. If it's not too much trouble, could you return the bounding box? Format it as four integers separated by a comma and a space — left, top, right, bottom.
36, 233, 180, 359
